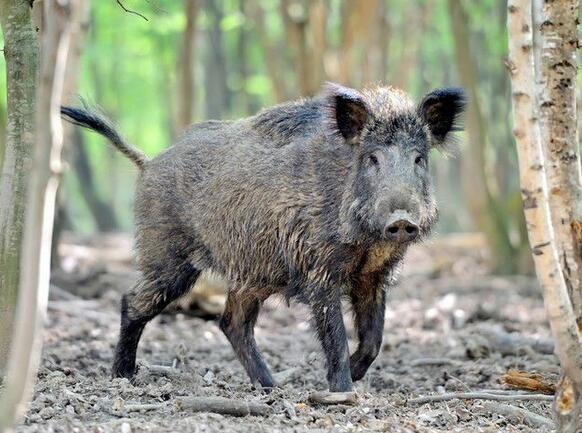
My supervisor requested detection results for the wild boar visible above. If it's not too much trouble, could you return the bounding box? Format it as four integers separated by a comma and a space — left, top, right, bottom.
61, 82, 465, 395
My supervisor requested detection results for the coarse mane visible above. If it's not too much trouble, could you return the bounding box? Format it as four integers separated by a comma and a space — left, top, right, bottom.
251, 97, 322, 144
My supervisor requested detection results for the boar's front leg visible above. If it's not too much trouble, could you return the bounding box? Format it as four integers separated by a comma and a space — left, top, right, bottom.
349, 276, 386, 382
310, 287, 353, 392
219, 290, 275, 389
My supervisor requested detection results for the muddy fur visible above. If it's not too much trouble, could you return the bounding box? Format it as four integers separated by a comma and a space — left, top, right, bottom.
62, 83, 465, 393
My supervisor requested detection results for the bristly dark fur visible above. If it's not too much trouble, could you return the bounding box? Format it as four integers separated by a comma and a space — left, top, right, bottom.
63, 82, 466, 394
252, 98, 321, 144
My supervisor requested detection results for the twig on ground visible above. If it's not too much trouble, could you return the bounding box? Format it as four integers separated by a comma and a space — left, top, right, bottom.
410, 358, 459, 367
308, 391, 358, 405
175, 396, 272, 416
273, 367, 300, 385
477, 401, 554, 429
124, 403, 162, 412
478, 325, 554, 355
478, 389, 545, 395
48, 301, 116, 321
407, 391, 554, 405
118, 397, 272, 417
116, 0, 148, 21
48, 284, 80, 301
144, 363, 177, 376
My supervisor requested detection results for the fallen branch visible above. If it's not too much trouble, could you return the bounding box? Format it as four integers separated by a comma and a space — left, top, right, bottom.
478, 325, 554, 355
407, 391, 554, 405
477, 401, 554, 429
500, 370, 556, 395
175, 396, 272, 417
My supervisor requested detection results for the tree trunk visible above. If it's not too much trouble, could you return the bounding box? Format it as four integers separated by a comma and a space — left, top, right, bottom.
508, 1, 582, 431
393, 0, 435, 90
282, 0, 313, 97
52, 0, 90, 269
177, 0, 199, 131
534, 0, 582, 325
203, 0, 230, 119
0, 0, 40, 375
236, 0, 256, 114
308, 0, 327, 90
337, 0, 357, 86
247, 0, 287, 103
533, 0, 582, 428
448, 0, 517, 274
71, 128, 119, 231
0, 0, 75, 429
0, 100, 6, 170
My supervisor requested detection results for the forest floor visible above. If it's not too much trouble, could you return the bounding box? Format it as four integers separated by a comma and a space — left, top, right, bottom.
13, 233, 559, 433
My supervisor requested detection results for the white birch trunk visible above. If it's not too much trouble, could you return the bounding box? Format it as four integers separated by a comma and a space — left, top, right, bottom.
508, 1, 582, 430
535, 0, 582, 322
0, 1, 75, 430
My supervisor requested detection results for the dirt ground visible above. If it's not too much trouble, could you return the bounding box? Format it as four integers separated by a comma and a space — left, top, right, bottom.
13, 233, 560, 432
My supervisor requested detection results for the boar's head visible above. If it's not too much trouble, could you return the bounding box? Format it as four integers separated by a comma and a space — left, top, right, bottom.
325, 83, 466, 245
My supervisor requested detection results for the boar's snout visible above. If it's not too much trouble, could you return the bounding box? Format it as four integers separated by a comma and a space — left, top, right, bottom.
383, 210, 419, 243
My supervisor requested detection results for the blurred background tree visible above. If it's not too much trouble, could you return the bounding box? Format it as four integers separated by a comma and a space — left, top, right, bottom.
0, 0, 538, 274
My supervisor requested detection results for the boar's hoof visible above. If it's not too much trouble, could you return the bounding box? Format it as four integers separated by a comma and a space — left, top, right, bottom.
308, 391, 358, 405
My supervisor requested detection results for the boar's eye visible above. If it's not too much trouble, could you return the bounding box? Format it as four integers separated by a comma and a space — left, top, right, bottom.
369, 154, 379, 167
415, 155, 427, 168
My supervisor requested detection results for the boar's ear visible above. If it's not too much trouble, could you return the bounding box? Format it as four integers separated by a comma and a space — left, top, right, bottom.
323, 83, 371, 145
418, 87, 466, 148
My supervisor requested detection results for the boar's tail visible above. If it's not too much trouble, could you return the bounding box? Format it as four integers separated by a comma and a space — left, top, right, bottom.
61, 106, 149, 170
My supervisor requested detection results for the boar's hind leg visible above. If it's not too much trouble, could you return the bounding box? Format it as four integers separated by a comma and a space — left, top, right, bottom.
112, 261, 201, 378
219, 291, 275, 389
349, 282, 386, 382
310, 287, 353, 392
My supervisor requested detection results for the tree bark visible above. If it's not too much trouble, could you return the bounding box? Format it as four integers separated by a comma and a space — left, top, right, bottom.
0, 0, 40, 375
177, 0, 199, 131
508, 1, 582, 430
0, 0, 75, 430
448, 0, 517, 274
0, 101, 6, 169
534, 0, 582, 325
532, 0, 582, 429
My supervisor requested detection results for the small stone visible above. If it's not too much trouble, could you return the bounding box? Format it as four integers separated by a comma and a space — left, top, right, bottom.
203, 370, 215, 384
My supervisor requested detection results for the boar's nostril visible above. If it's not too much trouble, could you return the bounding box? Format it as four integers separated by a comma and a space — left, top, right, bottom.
384, 219, 419, 243
405, 225, 418, 235
387, 225, 399, 234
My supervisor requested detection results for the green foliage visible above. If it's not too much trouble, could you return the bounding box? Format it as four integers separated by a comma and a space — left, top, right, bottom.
0, 0, 550, 264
